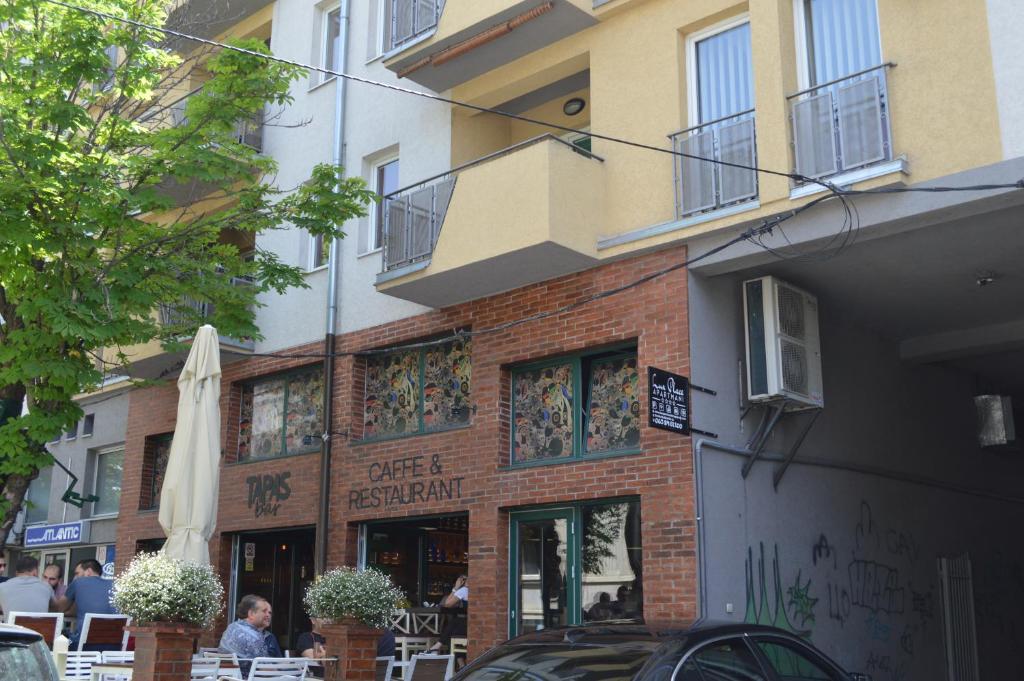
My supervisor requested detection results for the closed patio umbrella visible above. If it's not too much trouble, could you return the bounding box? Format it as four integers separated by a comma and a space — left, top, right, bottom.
159, 325, 222, 564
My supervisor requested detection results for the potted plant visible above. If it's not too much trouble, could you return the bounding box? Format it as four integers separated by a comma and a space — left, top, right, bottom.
112, 552, 225, 681
304, 567, 404, 681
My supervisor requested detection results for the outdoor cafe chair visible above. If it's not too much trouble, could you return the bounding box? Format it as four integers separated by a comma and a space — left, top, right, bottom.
63, 650, 102, 681
77, 613, 132, 651
376, 655, 395, 681
5, 611, 63, 649
191, 657, 221, 681
245, 657, 309, 681
406, 653, 454, 681
201, 649, 241, 665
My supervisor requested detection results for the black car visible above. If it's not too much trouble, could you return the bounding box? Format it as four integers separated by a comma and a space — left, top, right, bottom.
453, 621, 866, 681
0, 623, 60, 681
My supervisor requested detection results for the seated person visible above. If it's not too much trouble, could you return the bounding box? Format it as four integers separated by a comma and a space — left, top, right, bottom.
55, 559, 118, 651
428, 574, 467, 654
0, 556, 55, 617
297, 619, 326, 678
586, 592, 615, 621
220, 595, 281, 675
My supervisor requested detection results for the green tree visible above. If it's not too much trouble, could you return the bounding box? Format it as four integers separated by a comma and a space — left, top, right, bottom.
0, 0, 374, 546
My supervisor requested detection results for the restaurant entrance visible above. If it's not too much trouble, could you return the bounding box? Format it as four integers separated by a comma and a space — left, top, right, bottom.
234, 527, 315, 652
362, 513, 469, 606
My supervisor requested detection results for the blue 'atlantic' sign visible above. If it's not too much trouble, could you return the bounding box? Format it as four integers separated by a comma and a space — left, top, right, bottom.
25, 521, 83, 547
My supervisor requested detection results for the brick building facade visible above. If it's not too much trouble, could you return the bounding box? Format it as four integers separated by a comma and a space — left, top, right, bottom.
116, 246, 698, 657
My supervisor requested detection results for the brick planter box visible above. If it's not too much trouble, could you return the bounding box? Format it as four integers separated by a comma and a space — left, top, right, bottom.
320, 618, 384, 681
128, 623, 204, 681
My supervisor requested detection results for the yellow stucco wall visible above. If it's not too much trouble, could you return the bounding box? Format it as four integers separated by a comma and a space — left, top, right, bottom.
407, 0, 1003, 277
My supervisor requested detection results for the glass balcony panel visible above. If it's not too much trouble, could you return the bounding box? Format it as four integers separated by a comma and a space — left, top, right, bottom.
408, 186, 435, 262
680, 130, 717, 215
717, 118, 757, 205
385, 196, 410, 268
792, 92, 838, 179
837, 77, 885, 170
671, 111, 758, 218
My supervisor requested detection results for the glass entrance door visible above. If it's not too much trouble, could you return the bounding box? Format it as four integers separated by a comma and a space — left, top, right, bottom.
510, 509, 576, 635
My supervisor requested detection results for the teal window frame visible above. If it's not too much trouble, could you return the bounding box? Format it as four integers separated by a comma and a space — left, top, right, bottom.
359, 340, 472, 443
508, 496, 641, 637
510, 344, 640, 466
237, 365, 324, 461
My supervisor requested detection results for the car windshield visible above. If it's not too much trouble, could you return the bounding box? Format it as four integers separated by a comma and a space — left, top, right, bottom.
455, 642, 660, 681
0, 640, 57, 681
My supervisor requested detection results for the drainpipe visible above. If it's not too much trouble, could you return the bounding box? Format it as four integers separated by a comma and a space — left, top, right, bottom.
316, 0, 350, 577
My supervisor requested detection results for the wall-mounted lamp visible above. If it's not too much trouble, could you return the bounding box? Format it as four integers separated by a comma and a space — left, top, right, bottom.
562, 97, 586, 116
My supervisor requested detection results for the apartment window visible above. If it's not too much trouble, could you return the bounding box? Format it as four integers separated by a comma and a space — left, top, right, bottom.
310, 233, 330, 270
25, 467, 53, 525
800, 0, 881, 85
92, 447, 124, 516
510, 499, 642, 635
372, 157, 400, 251
82, 414, 95, 437
64, 422, 78, 441
511, 346, 640, 465
362, 338, 471, 440
238, 367, 324, 460
321, 7, 342, 84
385, 0, 443, 53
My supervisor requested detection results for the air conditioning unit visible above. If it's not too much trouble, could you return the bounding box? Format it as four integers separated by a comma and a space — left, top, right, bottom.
743, 276, 823, 408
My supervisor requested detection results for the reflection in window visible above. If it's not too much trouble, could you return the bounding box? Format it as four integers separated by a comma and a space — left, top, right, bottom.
581, 501, 642, 622
93, 448, 124, 516
25, 466, 53, 525
692, 640, 766, 681
238, 368, 324, 460
143, 434, 172, 510
756, 639, 839, 680
363, 340, 471, 440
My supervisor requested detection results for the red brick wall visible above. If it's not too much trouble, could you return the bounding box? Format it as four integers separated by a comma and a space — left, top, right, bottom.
117, 245, 697, 658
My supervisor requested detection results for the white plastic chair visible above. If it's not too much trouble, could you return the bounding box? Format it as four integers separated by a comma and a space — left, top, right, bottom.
77, 613, 132, 651
246, 657, 309, 681
191, 657, 221, 681
6, 611, 63, 649
202, 649, 241, 665
63, 650, 102, 680
407, 653, 454, 681
101, 651, 135, 663
376, 655, 395, 681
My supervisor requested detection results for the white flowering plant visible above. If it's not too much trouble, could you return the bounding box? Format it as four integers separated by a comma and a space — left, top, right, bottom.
304, 567, 404, 629
111, 552, 225, 627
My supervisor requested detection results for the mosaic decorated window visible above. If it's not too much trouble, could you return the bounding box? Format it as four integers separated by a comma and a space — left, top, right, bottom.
238, 367, 323, 461
512, 346, 640, 464
143, 433, 172, 510
363, 339, 472, 440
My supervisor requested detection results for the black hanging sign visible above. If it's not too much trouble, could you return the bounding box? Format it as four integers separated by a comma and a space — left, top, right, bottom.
648, 367, 690, 435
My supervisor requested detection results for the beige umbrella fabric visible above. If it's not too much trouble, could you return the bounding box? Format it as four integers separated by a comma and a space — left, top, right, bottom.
159, 325, 222, 564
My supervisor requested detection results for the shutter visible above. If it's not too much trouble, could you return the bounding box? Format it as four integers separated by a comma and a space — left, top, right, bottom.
385, 196, 409, 269
792, 91, 838, 179
679, 130, 716, 215
718, 118, 757, 205
837, 76, 886, 170
408, 186, 435, 261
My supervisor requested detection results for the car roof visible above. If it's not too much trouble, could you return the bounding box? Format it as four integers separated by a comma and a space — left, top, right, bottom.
0, 623, 44, 642
502, 620, 799, 648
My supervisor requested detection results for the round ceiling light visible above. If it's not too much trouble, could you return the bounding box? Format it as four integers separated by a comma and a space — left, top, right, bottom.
563, 97, 586, 116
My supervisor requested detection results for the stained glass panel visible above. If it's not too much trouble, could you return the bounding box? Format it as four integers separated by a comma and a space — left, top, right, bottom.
238, 385, 254, 460
150, 436, 172, 509
424, 340, 472, 431
586, 355, 641, 453
364, 351, 420, 438
250, 378, 285, 459
513, 362, 574, 462
286, 371, 324, 453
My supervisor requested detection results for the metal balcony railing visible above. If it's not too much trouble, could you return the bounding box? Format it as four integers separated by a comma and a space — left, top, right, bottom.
670, 110, 758, 218
158, 276, 254, 328
788, 63, 895, 183
389, 0, 445, 51
382, 134, 604, 272
140, 87, 264, 152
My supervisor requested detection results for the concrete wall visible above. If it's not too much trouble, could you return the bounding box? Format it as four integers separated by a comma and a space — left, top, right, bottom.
689, 271, 1024, 679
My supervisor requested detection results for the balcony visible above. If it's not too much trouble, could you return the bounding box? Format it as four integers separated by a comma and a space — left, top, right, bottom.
166, 0, 274, 47
788, 64, 901, 195
376, 134, 605, 308
670, 110, 758, 218
383, 0, 597, 92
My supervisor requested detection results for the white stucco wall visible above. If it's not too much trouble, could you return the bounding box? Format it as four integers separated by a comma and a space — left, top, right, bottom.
986, 0, 1024, 160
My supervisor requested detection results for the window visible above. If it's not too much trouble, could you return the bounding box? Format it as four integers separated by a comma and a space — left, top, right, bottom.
92, 447, 124, 516
510, 499, 642, 636
754, 638, 843, 680
799, 0, 881, 86
690, 19, 753, 125
81, 414, 95, 437
511, 347, 639, 464
320, 7, 342, 85
385, 0, 443, 53
141, 433, 172, 510
372, 157, 400, 251
362, 338, 471, 440
238, 367, 324, 460
25, 467, 53, 525
689, 639, 766, 681
310, 233, 330, 270
64, 422, 77, 441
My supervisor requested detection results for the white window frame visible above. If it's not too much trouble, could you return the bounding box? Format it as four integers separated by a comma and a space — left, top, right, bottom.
82, 413, 95, 438
366, 0, 388, 64
366, 155, 399, 254
91, 445, 124, 518
685, 13, 751, 128
24, 466, 53, 526
792, 0, 884, 91
320, 5, 342, 85
308, 232, 330, 272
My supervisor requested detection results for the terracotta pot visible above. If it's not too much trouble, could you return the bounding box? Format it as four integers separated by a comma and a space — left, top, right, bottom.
127, 622, 205, 681
319, 618, 385, 681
